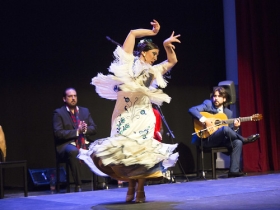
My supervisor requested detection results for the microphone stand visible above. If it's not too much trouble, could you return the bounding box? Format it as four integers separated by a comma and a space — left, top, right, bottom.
106, 36, 122, 46
106, 36, 137, 55
198, 130, 206, 180
154, 105, 189, 182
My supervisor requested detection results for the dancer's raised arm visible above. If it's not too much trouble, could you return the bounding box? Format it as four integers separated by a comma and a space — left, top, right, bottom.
122, 19, 160, 54
162, 31, 181, 74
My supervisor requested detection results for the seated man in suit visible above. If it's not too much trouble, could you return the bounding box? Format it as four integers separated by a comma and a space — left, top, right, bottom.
53, 87, 97, 192
188, 86, 260, 178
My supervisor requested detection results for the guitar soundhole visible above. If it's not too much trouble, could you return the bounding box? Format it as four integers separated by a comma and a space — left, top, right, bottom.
215, 120, 221, 126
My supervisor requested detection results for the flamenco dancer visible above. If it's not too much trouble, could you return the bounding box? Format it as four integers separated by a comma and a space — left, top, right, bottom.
78, 19, 181, 203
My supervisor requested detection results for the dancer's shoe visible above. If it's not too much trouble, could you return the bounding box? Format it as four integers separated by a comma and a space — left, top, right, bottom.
135, 191, 146, 203
125, 187, 136, 202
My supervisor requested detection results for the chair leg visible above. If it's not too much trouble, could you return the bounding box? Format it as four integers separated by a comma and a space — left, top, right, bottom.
23, 162, 28, 197
92, 173, 97, 190
211, 150, 218, 179
104, 177, 109, 189
0, 167, 4, 199
66, 163, 70, 193
56, 162, 60, 192
196, 147, 200, 177
211, 150, 216, 179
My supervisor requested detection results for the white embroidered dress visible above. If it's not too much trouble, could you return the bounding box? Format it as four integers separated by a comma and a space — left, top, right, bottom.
78, 46, 178, 180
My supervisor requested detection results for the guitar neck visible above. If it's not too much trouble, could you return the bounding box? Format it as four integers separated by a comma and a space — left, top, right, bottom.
225, 116, 252, 124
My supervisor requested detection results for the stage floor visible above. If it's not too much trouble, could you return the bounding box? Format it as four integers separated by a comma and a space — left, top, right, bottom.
1, 172, 280, 210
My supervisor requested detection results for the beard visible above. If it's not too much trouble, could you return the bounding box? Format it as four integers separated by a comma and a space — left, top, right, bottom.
214, 100, 222, 107
66, 100, 77, 108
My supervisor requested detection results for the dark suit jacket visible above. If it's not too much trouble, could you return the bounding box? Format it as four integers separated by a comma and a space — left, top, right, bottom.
188, 99, 233, 144
53, 106, 97, 153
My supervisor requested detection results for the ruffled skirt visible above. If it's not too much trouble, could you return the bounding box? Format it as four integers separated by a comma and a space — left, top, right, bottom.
78, 91, 178, 181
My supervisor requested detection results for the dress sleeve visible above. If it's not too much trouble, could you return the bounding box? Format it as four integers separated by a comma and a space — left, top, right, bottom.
109, 46, 135, 79
150, 61, 169, 88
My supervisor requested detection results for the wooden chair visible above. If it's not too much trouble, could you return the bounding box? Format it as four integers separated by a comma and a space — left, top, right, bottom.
55, 152, 71, 193
196, 146, 229, 179
54, 146, 106, 192
0, 125, 28, 199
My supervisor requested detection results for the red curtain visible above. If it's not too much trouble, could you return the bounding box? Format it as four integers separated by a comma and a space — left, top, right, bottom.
235, 0, 280, 172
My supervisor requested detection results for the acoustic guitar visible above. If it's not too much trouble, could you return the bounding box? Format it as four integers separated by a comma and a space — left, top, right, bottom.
193, 112, 262, 138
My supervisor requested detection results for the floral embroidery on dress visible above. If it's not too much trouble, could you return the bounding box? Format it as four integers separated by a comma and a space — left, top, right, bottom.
115, 95, 150, 137
140, 110, 146, 115
123, 96, 145, 121
116, 117, 130, 134
139, 127, 151, 139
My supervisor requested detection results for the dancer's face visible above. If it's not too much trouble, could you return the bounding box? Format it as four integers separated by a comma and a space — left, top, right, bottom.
141, 49, 159, 65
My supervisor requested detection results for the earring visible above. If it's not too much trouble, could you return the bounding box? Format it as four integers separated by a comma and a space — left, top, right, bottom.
143, 54, 146, 61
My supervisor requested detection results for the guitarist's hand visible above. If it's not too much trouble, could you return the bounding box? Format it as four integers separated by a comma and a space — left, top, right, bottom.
233, 118, 241, 131
204, 119, 215, 133
204, 119, 212, 127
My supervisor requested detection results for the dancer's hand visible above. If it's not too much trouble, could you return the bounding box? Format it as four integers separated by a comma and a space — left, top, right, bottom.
151, 19, 160, 34
163, 31, 181, 50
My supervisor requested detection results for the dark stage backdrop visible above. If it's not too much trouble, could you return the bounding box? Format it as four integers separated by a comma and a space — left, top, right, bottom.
1, 0, 226, 184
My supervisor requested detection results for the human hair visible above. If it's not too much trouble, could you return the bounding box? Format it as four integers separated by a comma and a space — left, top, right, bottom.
134, 39, 159, 56
63, 87, 76, 97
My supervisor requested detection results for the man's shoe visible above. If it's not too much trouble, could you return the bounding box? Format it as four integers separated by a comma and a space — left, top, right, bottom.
243, 134, 260, 144
228, 171, 247, 178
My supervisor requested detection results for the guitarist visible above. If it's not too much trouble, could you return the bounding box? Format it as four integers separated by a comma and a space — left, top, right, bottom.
188, 86, 260, 178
